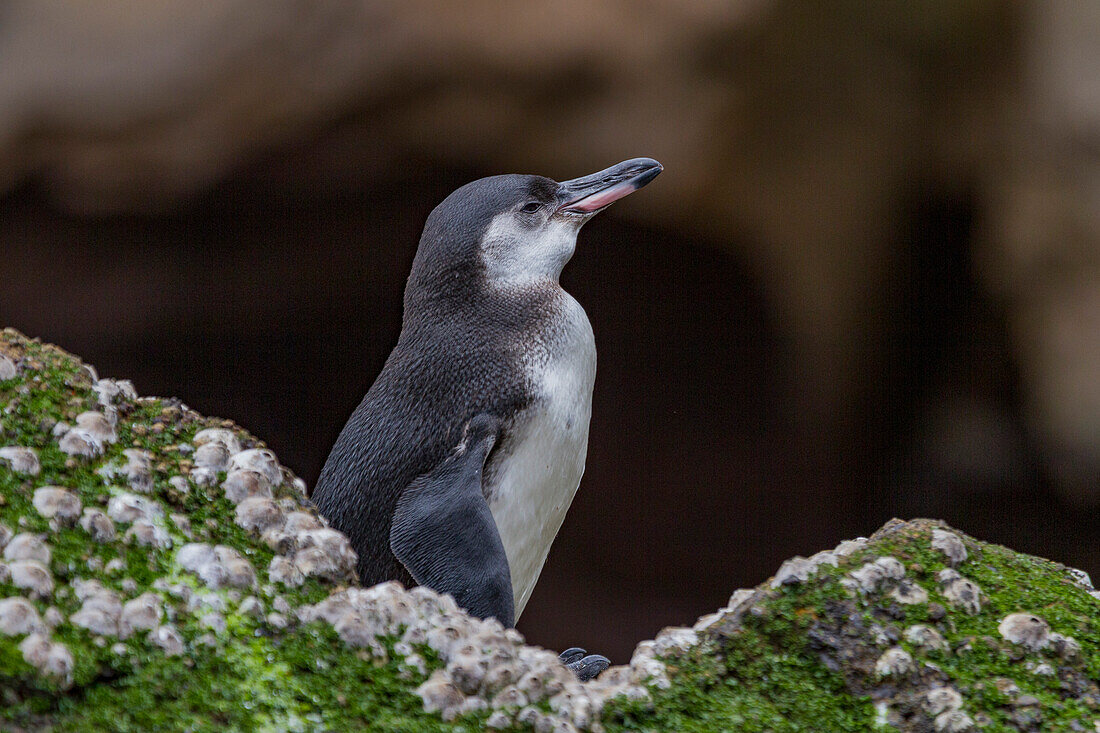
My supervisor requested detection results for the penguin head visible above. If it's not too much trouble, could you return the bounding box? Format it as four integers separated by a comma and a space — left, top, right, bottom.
408, 158, 662, 295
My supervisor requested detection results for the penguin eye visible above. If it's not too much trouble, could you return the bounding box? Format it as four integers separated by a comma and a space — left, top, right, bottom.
520, 201, 542, 214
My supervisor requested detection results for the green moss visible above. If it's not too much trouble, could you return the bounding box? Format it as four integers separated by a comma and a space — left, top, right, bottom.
605, 637, 874, 731
26, 628, 476, 733
865, 523, 1100, 729
603, 560, 877, 731
0, 332, 483, 731
603, 521, 1100, 731
5, 331, 1100, 732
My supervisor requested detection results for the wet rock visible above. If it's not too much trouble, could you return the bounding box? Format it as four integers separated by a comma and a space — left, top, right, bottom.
235, 497, 284, 533
59, 430, 100, 457
262, 510, 326, 553
691, 610, 723, 632
1029, 661, 1055, 676
1063, 566, 1093, 589
833, 538, 868, 557
169, 513, 192, 537
1048, 632, 1081, 661
71, 585, 123, 636
190, 467, 218, 487
931, 529, 968, 566
152, 624, 185, 655
42, 607, 61, 629
32, 487, 82, 525
177, 543, 215, 570
10, 560, 54, 598
998, 613, 1050, 651
771, 556, 815, 588
891, 579, 929, 605
268, 556, 304, 586
229, 448, 282, 486
79, 508, 117, 542
221, 469, 273, 504
875, 647, 915, 677
120, 449, 154, 493
0, 354, 17, 380
0, 597, 44, 636
485, 710, 512, 729
905, 624, 949, 653
238, 597, 264, 618
938, 569, 983, 614
843, 556, 906, 594
124, 520, 171, 549
201, 612, 227, 633
193, 442, 231, 472
925, 686, 963, 715
93, 378, 137, 407
653, 626, 698, 658
626, 640, 670, 689
76, 411, 117, 443
60, 411, 119, 457
187, 592, 227, 614
193, 427, 242, 455
935, 710, 974, 732
10, 336, 1100, 728
119, 593, 162, 639
292, 528, 357, 582
107, 493, 162, 524
417, 671, 466, 721
167, 476, 191, 496
284, 511, 323, 533
4, 533, 51, 565
18, 632, 51, 668
177, 543, 257, 590
0, 446, 41, 475
20, 633, 73, 688
992, 677, 1020, 697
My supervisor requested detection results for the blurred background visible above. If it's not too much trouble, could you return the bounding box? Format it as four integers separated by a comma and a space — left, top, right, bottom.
1, 2, 1098, 662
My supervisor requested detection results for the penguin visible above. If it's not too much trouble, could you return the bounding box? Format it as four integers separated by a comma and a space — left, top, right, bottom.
312, 158, 662, 679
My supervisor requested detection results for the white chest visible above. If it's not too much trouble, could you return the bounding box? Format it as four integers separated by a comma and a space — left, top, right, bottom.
486, 296, 596, 619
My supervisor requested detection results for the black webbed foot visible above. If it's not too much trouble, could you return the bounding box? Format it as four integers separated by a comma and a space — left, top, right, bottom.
559, 647, 610, 681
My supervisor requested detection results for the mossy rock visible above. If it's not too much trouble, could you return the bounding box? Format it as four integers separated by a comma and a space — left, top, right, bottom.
1, 328, 1099, 732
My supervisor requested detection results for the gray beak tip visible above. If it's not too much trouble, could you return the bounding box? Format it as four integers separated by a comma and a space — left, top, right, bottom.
557, 158, 663, 215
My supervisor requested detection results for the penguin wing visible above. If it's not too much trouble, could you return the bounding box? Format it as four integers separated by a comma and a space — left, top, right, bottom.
389, 414, 515, 627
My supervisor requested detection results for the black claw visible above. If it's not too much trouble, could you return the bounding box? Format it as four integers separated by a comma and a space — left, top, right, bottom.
558, 647, 587, 665
565, 654, 611, 682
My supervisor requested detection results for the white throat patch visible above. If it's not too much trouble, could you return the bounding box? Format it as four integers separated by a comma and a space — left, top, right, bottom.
479, 212, 581, 284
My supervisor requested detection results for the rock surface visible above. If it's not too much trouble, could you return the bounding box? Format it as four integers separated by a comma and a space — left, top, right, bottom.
2, 327, 1100, 731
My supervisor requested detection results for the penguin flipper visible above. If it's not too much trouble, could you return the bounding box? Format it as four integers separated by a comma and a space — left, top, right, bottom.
389, 414, 515, 628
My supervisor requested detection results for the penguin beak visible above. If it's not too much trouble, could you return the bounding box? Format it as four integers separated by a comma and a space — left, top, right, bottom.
556, 158, 663, 216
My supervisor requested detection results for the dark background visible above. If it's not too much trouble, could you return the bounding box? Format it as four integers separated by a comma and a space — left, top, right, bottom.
2, 2, 1098, 662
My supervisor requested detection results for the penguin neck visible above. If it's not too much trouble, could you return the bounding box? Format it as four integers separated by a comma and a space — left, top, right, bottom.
401, 274, 568, 337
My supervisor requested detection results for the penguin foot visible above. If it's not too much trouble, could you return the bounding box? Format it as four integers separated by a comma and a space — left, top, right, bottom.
559, 647, 610, 681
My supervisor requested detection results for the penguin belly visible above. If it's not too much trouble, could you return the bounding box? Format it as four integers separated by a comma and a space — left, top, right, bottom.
485, 296, 596, 619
